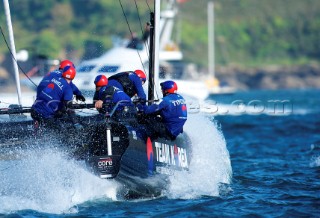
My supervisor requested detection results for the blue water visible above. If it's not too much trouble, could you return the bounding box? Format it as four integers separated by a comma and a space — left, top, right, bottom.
0, 89, 319, 217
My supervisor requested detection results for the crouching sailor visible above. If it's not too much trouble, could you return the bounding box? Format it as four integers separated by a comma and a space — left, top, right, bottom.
107, 69, 147, 104
141, 80, 187, 140
31, 65, 83, 131
37, 59, 86, 102
93, 75, 133, 115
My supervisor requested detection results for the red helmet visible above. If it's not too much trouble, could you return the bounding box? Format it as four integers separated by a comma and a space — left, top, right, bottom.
134, 69, 146, 83
59, 59, 75, 70
62, 66, 76, 80
160, 80, 178, 94
94, 75, 108, 87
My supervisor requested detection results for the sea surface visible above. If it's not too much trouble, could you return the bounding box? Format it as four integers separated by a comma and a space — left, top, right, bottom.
0, 89, 319, 217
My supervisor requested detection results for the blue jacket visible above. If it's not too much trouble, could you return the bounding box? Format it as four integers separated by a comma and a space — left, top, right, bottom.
32, 76, 73, 118
94, 85, 133, 113
108, 72, 146, 103
37, 69, 82, 97
144, 93, 187, 137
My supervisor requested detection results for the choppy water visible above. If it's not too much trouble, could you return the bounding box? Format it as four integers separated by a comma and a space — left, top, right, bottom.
0, 89, 319, 217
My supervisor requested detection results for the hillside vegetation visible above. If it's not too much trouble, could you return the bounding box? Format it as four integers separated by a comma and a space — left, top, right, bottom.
179, 0, 320, 68
0, 0, 319, 70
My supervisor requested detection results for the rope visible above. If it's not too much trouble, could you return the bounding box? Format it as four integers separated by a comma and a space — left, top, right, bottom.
145, 0, 152, 11
134, 0, 150, 55
133, 0, 159, 100
118, 0, 145, 72
0, 26, 38, 88
118, 0, 161, 101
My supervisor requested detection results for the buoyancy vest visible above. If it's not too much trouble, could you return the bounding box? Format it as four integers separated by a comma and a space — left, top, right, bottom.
93, 86, 117, 102
108, 72, 136, 97
93, 86, 119, 114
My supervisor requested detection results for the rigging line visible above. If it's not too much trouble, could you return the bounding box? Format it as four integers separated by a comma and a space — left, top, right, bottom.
134, 0, 150, 58
118, 0, 147, 74
135, 0, 156, 98
145, 0, 152, 12
140, 0, 160, 100
0, 26, 38, 88
135, 0, 161, 101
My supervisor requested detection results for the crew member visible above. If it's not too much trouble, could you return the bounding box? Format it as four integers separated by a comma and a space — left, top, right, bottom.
93, 75, 133, 114
126, 23, 150, 50
141, 80, 187, 140
37, 59, 86, 102
107, 70, 147, 104
31, 66, 82, 130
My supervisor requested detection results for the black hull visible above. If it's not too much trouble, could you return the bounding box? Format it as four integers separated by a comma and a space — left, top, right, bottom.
0, 110, 191, 198
82, 113, 191, 198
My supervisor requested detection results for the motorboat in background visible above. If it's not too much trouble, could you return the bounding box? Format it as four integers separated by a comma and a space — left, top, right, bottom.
72, 0, 211, 100
21, 0, 211, 101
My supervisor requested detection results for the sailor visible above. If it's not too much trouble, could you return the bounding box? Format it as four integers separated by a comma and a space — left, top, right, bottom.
31, 65, 83, 130
37, 59, 86, 102
93, 75, 133, 114
141, 80, 187, 140
107, 70, 147, 104
126, 23, 150, 50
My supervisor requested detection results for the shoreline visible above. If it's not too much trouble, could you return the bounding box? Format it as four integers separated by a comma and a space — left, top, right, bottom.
1, 63, 320, 94
214, 63, 320, 90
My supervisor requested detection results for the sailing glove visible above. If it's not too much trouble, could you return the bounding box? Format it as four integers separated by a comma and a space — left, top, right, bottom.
76, 94, 86, 102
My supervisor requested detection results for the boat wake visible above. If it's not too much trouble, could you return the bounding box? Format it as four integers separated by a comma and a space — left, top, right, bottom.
0, 147, 118, 214
0, 112, 231, 214
166, 113, 232, 199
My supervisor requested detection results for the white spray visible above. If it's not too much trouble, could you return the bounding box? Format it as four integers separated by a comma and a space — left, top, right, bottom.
0, 112, 232, 213
167, 112, 232, 199
0, 148, 118, 214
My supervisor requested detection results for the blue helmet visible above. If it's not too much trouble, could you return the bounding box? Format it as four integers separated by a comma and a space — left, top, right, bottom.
94, 75, 108, 87
160, 80, 177, 94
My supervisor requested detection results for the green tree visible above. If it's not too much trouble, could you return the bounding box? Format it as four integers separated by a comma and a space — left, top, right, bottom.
33, 29, 61, 59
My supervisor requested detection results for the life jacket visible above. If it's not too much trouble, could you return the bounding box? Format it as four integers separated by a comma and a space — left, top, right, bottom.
93, 86, 119, 114
108, 72, 136, 97
93, 86, 117, 102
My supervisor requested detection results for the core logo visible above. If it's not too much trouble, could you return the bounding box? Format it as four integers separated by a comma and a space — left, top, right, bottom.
98, 157, 113, 167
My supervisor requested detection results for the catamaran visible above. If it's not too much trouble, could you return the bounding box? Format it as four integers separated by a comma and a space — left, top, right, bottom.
0, 0, 192, 198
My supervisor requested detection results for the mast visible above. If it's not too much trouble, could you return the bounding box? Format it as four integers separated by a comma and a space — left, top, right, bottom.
148, 11, 155, 105
208, 1, 215, 80
154, 0, 160, 94
148, 0, 161, 105
3, 0, 22, 105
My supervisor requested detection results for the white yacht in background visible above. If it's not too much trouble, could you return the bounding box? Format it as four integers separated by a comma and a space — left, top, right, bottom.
72, 0, 210, 100
21, 0, 212, 101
